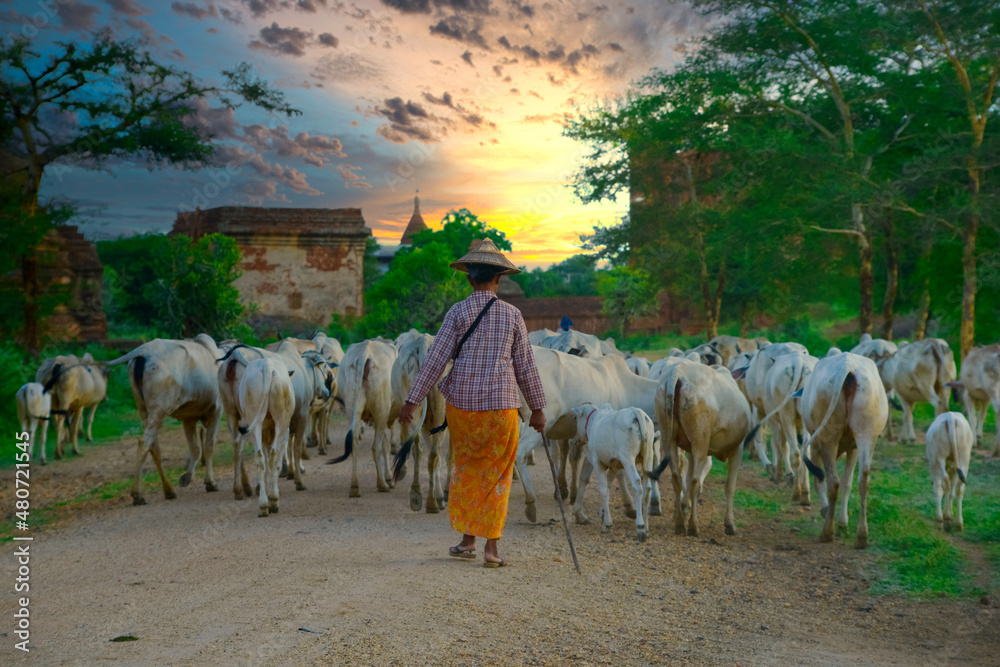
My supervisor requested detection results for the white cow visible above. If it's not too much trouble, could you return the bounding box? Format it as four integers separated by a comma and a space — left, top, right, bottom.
570, 404, 656, 542
216, 343, 332, 496
528, 328, 557, 346
307, 332, 345, 455
237, 357, 296, 517
925, 412, 973, 532
16, 382, 51, 464
734, 342, 809, 480
799, 352, 887, 548
649, 358, 755, 537
850, 334, 900, 440
951, 343, 1000, 456
393, 328, 424, 349
648, 356, 688, 384
389, 333, 450, 513
329, 339, 398, 497
514, 347, 661, 523
107, 335, 223, 505
762, 352, 818, 501
881, 338, 956, 444
707, 335, 768, 366
540, 329, 604, 358
35, 353, 107, 458
626, 357, 651, 377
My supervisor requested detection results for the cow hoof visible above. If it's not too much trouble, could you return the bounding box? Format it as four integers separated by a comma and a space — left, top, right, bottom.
301, 450, 311, 461
687, 526, 699, 537
179, 472, 192, 487
674, 524, 686, 536
525, 502, 537, 523
295, 481, 306, 491
255, 484, 261, 495
799, 498, 812, 507
574, 513, 589, 525
855, 536, 868, 550
269, 504, 279, 514
409, 492, 423, 511
350, 485, 361, 498
426, 498, 441, 514
764, 463, 774, 478
132, 495, 147, 506
234, 489, 245, 501
791, 489, 801, 502
725, 524, 736, 536
600, 524, 611, 534
559, 485, 569, 500
397, 465, 407, 480
306, 439, 317, 448
377, 483, 390, 493
280, 462, 289, 478
40, 460, 47, 466
258, 508, 269, 518
785, 473, 795, 486
318, 447, 327, 455
205, 482, 218, 493
72, 448, 82, 456
637, 528, 648, 543
243, 483, 254, 498
649, 502, 661, 517
624, 507, 637, 520
993, 447, 1000, 458
954, 523, 964, 533
164, 489, 177, 500
819, 506, 829, 518
820, 532, 833, 543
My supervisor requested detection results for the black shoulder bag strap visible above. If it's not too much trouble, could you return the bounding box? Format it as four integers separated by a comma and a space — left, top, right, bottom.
427, 296, 498, 436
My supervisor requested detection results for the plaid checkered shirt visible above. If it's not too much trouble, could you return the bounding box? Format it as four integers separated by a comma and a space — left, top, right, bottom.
405, 290, 547, 412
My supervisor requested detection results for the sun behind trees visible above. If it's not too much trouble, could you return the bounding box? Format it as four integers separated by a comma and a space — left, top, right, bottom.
567, 0, 1000, 357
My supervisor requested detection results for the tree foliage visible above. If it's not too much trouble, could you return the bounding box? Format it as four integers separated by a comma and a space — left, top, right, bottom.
511, 254, 599, 298
596, 267, 661, 336
98, 233, 251, 340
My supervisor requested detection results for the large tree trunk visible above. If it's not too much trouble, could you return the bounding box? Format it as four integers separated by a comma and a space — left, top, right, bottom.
880, 209, 897, 341
695, 229, 721, 339
960, 158, 980, 361
913, 281, 931, 341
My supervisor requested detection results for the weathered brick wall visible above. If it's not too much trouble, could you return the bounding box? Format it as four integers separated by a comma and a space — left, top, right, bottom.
503, 292, 704, 337
37, 226, 108, 341
173, 207, 370, 332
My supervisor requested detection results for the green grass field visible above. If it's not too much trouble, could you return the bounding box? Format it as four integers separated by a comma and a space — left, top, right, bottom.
710, 405, 1000, 599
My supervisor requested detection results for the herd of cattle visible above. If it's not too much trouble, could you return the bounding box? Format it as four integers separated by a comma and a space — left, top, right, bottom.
15, 327, 1000, 547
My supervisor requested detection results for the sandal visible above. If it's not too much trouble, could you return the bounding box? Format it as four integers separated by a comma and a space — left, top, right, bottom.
449, 545, 476, 559
483, 557, 508, 569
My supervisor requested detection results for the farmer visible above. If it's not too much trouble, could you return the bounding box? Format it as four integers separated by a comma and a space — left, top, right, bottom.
556, 316, 573, 333
399, 239, 547, 568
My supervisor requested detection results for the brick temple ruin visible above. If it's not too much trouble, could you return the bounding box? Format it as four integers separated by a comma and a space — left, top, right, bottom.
172, 207, 371, 332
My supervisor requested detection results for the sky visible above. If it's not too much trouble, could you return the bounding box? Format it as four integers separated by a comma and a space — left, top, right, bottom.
3, 0, 704, 268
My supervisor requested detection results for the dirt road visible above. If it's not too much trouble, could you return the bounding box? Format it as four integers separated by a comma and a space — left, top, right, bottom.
2, 419, 997, 665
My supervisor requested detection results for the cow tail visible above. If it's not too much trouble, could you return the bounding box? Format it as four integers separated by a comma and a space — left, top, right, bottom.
648, 376, 680, 481
131, 357, 146, 403
800, 367, 853, 482
238, 363, 271, 437
637, 413, 655, 473
943, 419, 967, 484
42, 363, 64, 394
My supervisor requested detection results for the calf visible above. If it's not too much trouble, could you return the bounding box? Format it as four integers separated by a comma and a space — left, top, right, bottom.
799, 352, 887, 548
650, 359, 756, 537
237, 357, 296, 517
570, 404, 656, 542
950, 343, 1000, 455
16, 383, 51, 464
626, 357, 651, 377
763, 351, 818, 500
925, 412, 972, 532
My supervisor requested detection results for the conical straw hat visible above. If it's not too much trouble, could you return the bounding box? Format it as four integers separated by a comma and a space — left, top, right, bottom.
450, 238, 521, 275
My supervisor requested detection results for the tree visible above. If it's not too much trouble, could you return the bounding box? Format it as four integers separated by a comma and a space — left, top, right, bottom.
0, 31, 298, 352
98, 233, 251, 339
596, 267, 660, 336
510, 254, 599, 298
363, 237, 383, 291
405, 208, 512, 257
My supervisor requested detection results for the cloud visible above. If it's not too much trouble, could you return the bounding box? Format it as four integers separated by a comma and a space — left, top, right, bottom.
57, 0, 101, 31
241, 125, 347, 165
238, 180, 289, 205
608, 42, 624, 52
461, 50, 474, 66
335, 164, 372, 188
250, 22, 313, 57
374, 97, 440, 143
421, 91, 496, 130
313, 53, 383, 83
170, 2, 218, 19
380, 0, 491, 15
428, 16, 489, 50
318, 32, 339, 47
106, 0, 150, 16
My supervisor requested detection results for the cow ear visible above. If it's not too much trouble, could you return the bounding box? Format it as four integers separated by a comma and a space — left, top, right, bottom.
731, 366, 747, 380
288, 370, 295, 376
735, 343, 742, 354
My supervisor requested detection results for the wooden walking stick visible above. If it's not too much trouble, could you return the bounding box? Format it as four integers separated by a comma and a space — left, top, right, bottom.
541, 434, 581, 574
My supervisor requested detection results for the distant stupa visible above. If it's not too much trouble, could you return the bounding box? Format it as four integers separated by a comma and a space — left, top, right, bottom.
399, 191, 428, 246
